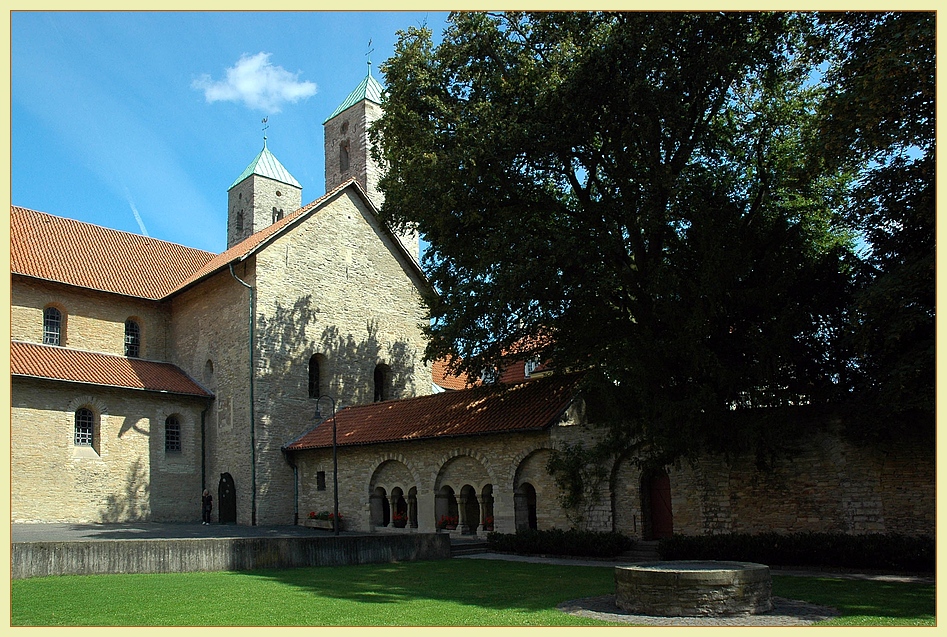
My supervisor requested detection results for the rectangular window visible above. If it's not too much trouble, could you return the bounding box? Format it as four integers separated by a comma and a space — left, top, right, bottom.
75, 408, 93, 446
124, 320, 141, 358
317, 471, 326, 491
165, 417, 181, 453
43, 308, 62, 345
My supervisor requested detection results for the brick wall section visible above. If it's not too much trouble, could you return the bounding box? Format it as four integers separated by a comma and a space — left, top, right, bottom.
613, 424, 934, 538
12, 276, 170, 359
11, 379, 205, 523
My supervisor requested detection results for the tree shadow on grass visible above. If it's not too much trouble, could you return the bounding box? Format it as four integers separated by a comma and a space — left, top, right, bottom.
772, 576, 935, 621
241, 559, 614, 614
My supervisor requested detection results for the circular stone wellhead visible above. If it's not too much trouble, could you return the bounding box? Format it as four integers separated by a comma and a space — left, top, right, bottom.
614, 561, 774, 617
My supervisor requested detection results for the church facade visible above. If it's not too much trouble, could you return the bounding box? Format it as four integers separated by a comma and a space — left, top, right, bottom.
11, 71, 934, 539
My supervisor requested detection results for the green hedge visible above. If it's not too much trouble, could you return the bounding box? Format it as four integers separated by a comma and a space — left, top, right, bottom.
486, 528, 634, 558
658, 532, 933, 572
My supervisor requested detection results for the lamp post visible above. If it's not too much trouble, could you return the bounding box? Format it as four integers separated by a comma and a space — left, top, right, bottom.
314, 395, 340, 536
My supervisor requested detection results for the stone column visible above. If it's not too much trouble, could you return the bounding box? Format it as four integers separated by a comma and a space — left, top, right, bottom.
458, 492, 470, 533
408, 492, 418, 528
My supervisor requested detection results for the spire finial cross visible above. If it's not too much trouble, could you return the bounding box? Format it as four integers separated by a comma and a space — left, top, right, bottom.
262, 117, 269, 148
366, 38, 375, 75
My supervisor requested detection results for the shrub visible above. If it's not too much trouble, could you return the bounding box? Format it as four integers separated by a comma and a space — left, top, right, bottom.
486, 528, 634, 558
658, 532, 933, 572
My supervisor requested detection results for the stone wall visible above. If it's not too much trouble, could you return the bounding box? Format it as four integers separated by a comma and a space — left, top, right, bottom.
169, 262, 256, 525
323, 99, 419, 263
251, 189, 431, 526
292, 407, 591, 534
227, 174, 302, 249
11, 379, 205, 523
169, 189, 433, 526
611, 423, 934, 539
11, 276, 171, 359
324, 101, 383, 207
12, 534, 451, 579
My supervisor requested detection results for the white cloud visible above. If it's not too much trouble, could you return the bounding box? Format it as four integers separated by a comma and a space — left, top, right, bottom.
193, 52, 317, 113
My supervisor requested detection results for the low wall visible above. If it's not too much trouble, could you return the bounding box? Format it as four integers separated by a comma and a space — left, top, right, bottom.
12, 533, 450, 579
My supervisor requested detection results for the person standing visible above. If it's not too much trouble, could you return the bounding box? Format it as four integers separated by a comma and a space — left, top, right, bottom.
202, 489, 213, 525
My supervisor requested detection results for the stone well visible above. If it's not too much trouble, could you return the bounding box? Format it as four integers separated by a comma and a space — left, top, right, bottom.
615, 561, 773, 617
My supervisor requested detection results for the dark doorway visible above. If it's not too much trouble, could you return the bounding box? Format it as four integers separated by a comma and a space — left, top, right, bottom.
514, 482, 538, 531
642, 469, 673, 539
218, 472, 236, 524
460, 484, 480, 534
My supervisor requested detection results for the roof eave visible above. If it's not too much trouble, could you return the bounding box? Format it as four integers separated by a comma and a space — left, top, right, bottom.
285, 424, 553, 453
12, 372, 215, 400
11, 272, 167, 302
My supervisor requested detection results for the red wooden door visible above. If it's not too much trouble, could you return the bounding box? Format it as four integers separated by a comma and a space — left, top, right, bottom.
649, 471, 673, 539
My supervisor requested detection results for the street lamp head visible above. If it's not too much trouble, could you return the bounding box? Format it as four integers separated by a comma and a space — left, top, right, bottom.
313, 394, 336, 420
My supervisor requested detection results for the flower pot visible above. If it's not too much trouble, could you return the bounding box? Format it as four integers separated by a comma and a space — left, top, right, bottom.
304, 519, 341, 531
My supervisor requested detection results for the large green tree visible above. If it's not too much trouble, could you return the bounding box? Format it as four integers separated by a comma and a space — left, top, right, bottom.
374, 12, 859, 465
810, 12, 935, 429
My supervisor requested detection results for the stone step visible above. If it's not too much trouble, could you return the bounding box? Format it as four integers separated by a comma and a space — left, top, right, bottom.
450, 539, 489, 557
623, 540, 661, 562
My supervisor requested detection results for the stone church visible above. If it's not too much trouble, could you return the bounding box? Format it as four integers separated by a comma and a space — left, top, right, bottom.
10, 71, 934, 539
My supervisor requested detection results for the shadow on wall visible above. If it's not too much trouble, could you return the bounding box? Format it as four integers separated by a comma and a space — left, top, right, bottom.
254, 293, 417, 410
98, 457, 151, 522
320, 320, 415, 405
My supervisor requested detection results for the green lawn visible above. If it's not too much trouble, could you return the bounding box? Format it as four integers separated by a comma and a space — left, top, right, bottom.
11, 559, 935, 626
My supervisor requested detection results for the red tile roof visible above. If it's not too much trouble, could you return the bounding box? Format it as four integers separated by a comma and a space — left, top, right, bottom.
431, 357, 476, 390
11, 341, 213, 398
285, 373, 583, 451
168, 181, 357, 294
431, 355, 553, 390
11, 206, 216, 300
13, 180, 426, 302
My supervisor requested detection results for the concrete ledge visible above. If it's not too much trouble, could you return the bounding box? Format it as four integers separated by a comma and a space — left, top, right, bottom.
12, 533, 450, 579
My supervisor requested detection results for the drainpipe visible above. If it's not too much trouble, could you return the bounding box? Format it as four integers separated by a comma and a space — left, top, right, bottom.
200, 407, 207, 492
230, 263, 257, 526
284, 449, 299, 525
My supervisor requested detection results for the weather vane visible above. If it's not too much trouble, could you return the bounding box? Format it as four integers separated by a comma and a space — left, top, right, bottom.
366, 39, 375, 75
262, 117, 269, 147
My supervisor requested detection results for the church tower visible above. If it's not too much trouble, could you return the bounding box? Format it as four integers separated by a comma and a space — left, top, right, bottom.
324, 69, 420, 262
227, 136, 302, 249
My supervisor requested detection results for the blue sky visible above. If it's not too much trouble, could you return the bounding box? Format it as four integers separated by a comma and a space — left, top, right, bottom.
11, 11, 451, 253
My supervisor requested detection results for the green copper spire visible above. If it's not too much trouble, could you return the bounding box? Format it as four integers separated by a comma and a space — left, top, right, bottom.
324, 72, 384, 123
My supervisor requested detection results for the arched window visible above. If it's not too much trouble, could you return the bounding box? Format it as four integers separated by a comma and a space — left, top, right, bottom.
373, 364, 390, 402
235, 210, 244, 232
308, 354, 323, 399
165, 416, 181, 453
272, 207, 284, 223
124, 319, 141, 358
340, 140, 350, 172
43, 306, 63, 345
75, 408, 94, 447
